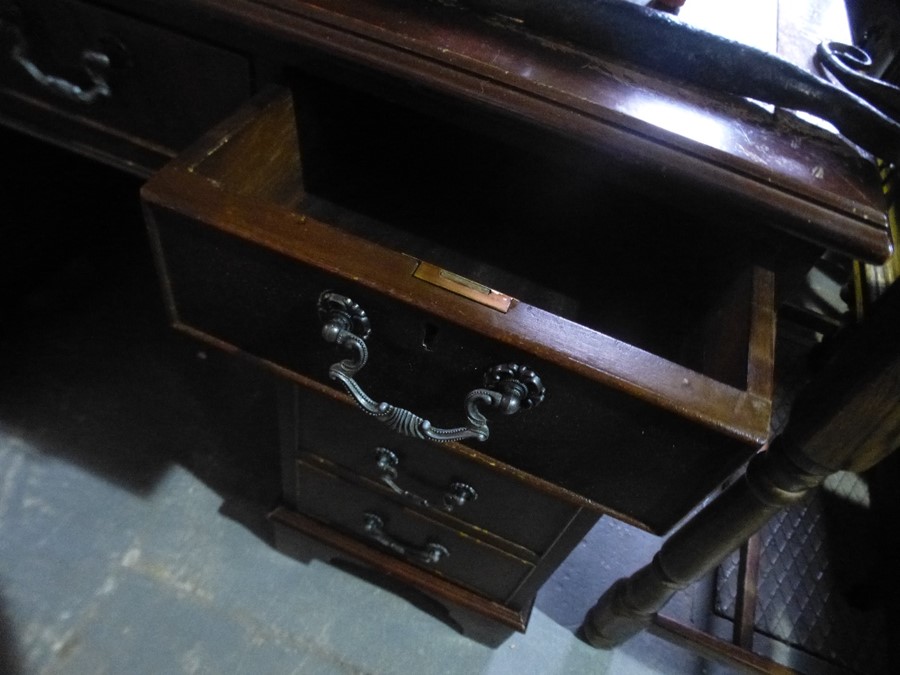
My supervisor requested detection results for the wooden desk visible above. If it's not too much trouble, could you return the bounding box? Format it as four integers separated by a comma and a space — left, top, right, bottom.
3, 0, 895, 654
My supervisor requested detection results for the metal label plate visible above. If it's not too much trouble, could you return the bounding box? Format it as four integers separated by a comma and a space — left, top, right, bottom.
413, 261, 513, 313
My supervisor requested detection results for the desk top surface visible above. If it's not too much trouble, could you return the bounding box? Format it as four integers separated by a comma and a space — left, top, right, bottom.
130, 0, 895, 260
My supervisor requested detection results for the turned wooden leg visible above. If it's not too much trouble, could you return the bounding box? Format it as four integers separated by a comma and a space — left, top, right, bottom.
584, 280, 900, 648
582, 438, 828, 647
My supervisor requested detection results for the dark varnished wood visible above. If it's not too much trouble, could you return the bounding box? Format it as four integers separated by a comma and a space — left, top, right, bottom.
143, 86, 777, 533
4, 0, 889, 257
271, 498, 597, 643
289, 388, 580, 557
148, 87, 775, 444
292, 455, 536, 602
157, 0, 892, 261
273, 377, 602, 632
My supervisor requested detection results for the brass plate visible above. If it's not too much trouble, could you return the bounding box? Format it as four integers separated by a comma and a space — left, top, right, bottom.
413, 261, 513, 313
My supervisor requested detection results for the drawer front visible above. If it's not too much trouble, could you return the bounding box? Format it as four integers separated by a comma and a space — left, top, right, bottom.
291, 387, 578, 556
0, 0, 251, 170
152, 208, 762, 532
293, 457, 534, 602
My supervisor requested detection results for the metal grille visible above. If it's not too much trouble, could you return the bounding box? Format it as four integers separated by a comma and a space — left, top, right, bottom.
715, 471, 891, 675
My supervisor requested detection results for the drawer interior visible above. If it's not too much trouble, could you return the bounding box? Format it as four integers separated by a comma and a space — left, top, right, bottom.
185, 80, 766, 389
292, 72, 730, 372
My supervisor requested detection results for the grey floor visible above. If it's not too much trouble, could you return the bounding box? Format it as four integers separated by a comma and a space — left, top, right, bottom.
1, 129, 895, 674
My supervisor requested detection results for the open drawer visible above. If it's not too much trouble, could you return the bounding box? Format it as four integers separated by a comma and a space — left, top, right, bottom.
142, 85, 775, 534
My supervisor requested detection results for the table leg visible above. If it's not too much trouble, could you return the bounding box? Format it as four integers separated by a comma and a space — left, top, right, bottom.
582, 434, 829, 647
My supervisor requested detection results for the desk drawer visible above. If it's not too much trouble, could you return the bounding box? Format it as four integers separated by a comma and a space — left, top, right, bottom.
0, 0, 250, 172
143, 86, 776, 534
293, 456, 534, 602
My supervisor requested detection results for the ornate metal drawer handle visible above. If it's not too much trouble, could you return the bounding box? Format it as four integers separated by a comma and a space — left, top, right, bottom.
2, 9, 117, 104
374, 447, 478, 512
318, 290, 545, 443
374, 447, 428, 508
362, 512, 449, 565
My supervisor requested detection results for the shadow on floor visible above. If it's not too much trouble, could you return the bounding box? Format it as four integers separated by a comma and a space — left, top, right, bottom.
0, 594, 20, 675
0, 126, 282, 534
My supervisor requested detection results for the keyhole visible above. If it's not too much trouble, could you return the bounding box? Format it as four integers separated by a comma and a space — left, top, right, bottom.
422, 322, 439, 351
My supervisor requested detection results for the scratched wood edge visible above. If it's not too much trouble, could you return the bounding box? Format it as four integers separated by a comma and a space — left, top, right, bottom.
84, 0, 892, 257
224, 0, 892, 260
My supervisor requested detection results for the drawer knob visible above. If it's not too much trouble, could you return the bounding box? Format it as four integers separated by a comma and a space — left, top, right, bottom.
319, 291, 545, 443
362, 512, 449, 565
1, 10, 123, 105
373, 447, 478, 512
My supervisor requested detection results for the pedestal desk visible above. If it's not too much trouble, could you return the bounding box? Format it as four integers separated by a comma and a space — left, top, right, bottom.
2, 0, 895, 656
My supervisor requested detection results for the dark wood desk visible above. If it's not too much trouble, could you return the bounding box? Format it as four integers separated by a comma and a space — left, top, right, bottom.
3, 0, 896, 661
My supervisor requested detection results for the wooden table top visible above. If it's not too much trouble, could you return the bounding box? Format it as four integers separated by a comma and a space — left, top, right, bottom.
125, 0, 895, 260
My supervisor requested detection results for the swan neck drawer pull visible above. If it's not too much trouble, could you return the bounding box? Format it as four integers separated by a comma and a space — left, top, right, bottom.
374, 447, 478, 512
373, 447, 429, 508
2, 11, 120, 104
362, 512, 449, 565
318, 290, 545, 444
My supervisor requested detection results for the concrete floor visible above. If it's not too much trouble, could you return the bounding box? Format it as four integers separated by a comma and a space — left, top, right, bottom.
0, 128, 893, 674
